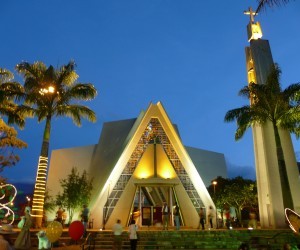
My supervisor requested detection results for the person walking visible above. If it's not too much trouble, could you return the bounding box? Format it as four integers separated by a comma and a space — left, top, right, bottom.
55, 207, 63, 223
174, 203, 180, 230
62, 209, 67, 227
198, 207, 205, 230
208, 205, 215, 229
14, 206, 32, 250
128, 219, 138, 250
162, 201, 169, 230
112, 219, 123, 250
81, 204, 90, 236
248, 210, 257, 229
0, 224, 16, 250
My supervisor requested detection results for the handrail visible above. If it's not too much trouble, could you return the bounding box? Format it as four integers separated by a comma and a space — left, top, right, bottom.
81, 232, 95, 250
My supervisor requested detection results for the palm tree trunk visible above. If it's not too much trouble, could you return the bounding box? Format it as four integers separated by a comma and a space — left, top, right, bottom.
272, 122, 294, 210
32, 116, 51, 228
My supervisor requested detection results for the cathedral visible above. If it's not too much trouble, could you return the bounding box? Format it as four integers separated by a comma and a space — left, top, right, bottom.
47, 102, 227, 229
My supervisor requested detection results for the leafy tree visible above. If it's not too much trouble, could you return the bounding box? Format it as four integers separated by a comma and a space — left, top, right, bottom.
0, 119, 27, 172
208, 176, 258, 223
0, 68, 25, 127
44, 189, 56, 213
207, 176, 230, 221
0, 176, 7, 184
0, 68, 27, 175
56, 167, 93, 224
15, 61, 97, 227
224, 177, 257, 222
224, 64, 300, 211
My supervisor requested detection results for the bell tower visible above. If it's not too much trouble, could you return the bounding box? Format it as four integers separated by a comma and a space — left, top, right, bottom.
244, 7, 300, 228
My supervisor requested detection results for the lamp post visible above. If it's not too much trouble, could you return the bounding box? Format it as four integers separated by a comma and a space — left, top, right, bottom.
212, 181, 217, 194
212, 180, 218, 229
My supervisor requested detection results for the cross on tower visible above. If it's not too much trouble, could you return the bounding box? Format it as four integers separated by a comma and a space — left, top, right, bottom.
244, 7, 258, 23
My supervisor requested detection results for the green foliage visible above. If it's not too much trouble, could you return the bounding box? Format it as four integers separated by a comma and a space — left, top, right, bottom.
256, 0, 292, 13
0, 68, 25, 128
0, 119, 27, 173
225, 64, 300, 141
44, 189, 56, 213
14, 61, 97, 225
56, 167, 93, 223
15, 61, 97, 127
0, 68, 27, 174
208, 176, 258, 222
224, 64, 300, 210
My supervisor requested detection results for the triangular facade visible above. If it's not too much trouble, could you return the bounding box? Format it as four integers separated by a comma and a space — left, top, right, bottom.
48, 102, 222, 229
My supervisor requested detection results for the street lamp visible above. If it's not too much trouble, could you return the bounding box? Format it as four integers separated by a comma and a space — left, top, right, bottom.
212, 181, 217, 195
211, 180, 218, 228
39, 85, 55, 95
26, 196, 31, 206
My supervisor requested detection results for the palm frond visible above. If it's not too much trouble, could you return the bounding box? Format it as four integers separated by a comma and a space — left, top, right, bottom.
0, 68, 26, 128
224, 62, 300, 140
62, 83, 97, 103
225, 106, 251, 122
256, 0, 292, 13
16, 61, 47, 79
57, 61, 78, 86
0, 68, 14, 82
56, 105, 96, 126
283, 83, 300, 101
16, 60, 97, 131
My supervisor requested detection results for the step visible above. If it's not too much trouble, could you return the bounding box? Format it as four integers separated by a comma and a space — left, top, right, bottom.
11, 228, 300, 250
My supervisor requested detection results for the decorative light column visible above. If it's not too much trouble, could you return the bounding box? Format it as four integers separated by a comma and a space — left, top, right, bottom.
31, 86, 55, 228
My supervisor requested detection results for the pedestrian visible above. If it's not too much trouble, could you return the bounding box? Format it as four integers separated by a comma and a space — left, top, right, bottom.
81, 204, 90, 236
62, 209, 67, 227
112, 219, 123, 250
162, 201, 169, 230
14, 206, 32, 250
128, 219, 138, 250
0, 224, 16, 250
208, 205, 215, 229
248, 210, 257, 229
198, 207, 205, 230
174, 203, 180, 230
225, 209, 231, 229
55, 207, 63, 223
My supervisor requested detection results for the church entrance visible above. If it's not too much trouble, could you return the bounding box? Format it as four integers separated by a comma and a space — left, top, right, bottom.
140, 206, 162, 226
130, 183, 181, 227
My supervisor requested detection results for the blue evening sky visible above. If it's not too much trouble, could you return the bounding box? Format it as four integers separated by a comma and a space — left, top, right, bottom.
1, 1, 300, 183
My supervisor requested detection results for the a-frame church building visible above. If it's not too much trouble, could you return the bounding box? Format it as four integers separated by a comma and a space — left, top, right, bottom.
47, 102, 227, 229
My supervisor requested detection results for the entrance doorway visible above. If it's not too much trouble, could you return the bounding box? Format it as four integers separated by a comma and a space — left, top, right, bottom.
129, 184, 182, 227
141, 206, 163, 226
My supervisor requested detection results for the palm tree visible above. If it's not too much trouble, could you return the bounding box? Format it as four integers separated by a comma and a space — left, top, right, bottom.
0, 68, 27, 173
224, 64, 300, 211
256, 0, 293, 12
0, 68, 25, 127
15, 61, 97, 227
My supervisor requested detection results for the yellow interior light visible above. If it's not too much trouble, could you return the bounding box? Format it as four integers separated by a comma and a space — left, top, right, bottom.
247, 22, 263, 42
